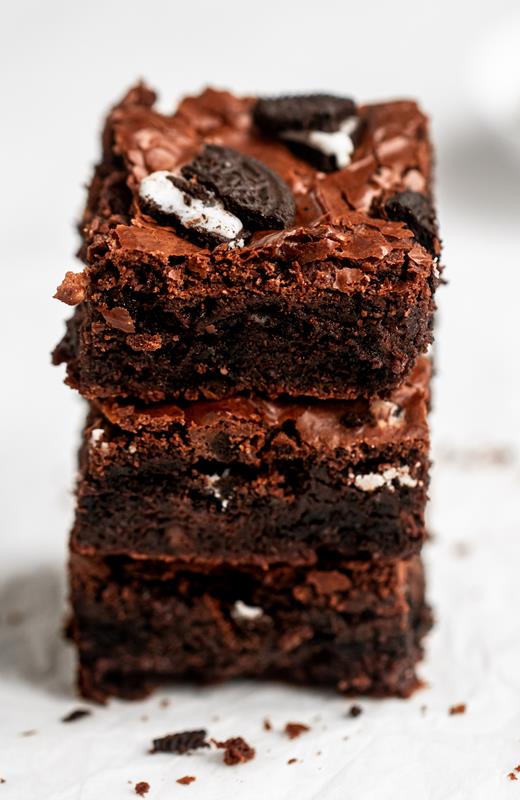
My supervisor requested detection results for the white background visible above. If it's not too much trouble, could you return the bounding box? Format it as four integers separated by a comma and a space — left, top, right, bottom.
1, 1, 520, 797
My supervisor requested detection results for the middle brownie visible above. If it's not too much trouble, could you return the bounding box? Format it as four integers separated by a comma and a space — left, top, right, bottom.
72, 358, 429, 565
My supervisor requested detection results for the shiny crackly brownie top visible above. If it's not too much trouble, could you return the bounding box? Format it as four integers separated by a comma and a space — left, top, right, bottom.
81, 83, 439, 264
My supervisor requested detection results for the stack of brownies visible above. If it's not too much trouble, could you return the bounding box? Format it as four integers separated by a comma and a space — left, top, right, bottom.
53, 85, 441, 702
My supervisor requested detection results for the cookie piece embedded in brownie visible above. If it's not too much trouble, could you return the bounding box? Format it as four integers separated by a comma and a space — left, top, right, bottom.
70, 358, 430, 565
69, 552, 431, 703
52, 84, 441, 403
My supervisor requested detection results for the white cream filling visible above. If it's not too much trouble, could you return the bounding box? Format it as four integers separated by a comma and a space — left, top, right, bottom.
281, 117, 358, 168
354, 466, 418, 493
231, 600, 264, 622
139, 170, 244, 243
90, 428, 104, 444
205, 470, 230, 510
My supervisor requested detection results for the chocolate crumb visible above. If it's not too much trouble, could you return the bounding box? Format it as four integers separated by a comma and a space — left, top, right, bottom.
20, 730, 37, 737
61, 708, 91, 723
150, 729, 209, 754
0, 777, 5, 784
284, 722, 310, 739
449, 704, 466, 716
508, 772, 518, 781
515, 765, 520, 772
348, 705, 363, 718
287, 758, 298, 765
159, 698, 170, 709
212, 737, 255, 766
177, 776, 196, 785
135, 781, 150, 796
263, 718, 272, 731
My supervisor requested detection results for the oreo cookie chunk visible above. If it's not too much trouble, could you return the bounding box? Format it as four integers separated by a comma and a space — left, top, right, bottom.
384, 191, 438, 254
253, 94, 360, 172
139, 145, 295, 248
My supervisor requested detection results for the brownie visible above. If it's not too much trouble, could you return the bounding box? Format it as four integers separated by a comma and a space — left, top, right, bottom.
53, 84, 441, 403
69, 552, 431, 702
71, 358, 430, 564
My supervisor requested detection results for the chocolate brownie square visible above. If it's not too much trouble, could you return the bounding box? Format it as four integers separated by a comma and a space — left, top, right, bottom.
69, 552, 431, 702
53, 84, 441, 403
71, 358, 430, 564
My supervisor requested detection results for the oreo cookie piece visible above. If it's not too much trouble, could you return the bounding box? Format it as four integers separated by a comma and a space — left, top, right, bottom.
182, 145, 295, 231
253, 94, 360, 172
139, 145, 295, 248
384, 191, 438, 254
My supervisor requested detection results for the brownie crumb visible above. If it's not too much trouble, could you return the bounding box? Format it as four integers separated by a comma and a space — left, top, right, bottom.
151, 729, 209, 754
287, 758, 298, 765
348, 705, 363, 718
284, 722, 310, 739
135, 781, 150, 796
159, 698, 170, 708
508, 772, 518, 781
61, 708, 91, 723
0, 777, 5, 784
212, 737, 255, 766
177, 776, 196, 785
515, 765, 520, 772
20, 730, 37, 737
263, 718, 272, 731
449, 704, 466, 716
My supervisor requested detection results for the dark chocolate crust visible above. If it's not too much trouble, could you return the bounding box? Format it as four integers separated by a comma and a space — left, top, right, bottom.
53, 84, 440, 403
72, 359, 430, 564
69, 552, 431, 702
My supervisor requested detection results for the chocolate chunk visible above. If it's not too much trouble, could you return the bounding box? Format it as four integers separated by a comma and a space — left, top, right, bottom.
182, 145, 295, 231
348, 704, 363, 718
384, 191, 438, 254
134, 782, 150, 796
253, 94, 359, 172
139, 145, 295, 248
150, 729, 209, 754
212, 736, 255, 766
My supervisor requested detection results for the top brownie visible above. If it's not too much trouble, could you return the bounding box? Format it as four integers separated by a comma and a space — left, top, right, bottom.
54, 84, 441, 402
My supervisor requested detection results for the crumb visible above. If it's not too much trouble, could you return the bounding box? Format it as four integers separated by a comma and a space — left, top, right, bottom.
316, 751, 321, 756
0, 777, 5, 784
20, 730, 37, 737
211, 715, 220, 722
449, 704, 466, 715
135, 781, 150, 796
141, 715, 149, 722
61, 708, 91, 723
150, 729, 209, 754
176, 776, 196, 785
284, 722, 310, 740
342, 736, 349, 741
263, 718, 272, 731
212, 737, 255, 766
287, 758, 298, 765
508, 772, 518, 781
348, 705, 363, 718
516, 765, 520, 773
420, 705, 427, 716
159, 698, 170, 708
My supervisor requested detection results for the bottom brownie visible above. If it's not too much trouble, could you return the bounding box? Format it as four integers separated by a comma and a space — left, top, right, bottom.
69, 553, 431, 702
